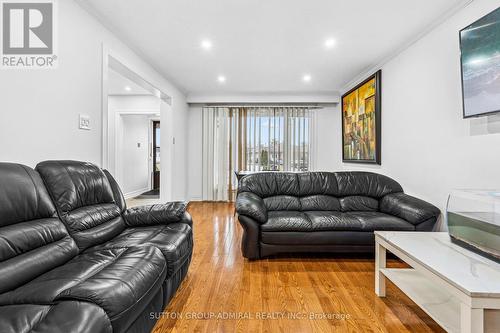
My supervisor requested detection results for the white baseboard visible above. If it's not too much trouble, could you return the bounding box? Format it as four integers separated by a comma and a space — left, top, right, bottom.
124, 187, 150, 199
187, 195, 203, 201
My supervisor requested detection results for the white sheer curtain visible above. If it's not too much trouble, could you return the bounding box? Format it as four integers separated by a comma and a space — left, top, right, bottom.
202, 106, 316, 201
202, 107, 232, 201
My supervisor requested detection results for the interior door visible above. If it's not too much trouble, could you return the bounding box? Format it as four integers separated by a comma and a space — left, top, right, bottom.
153, 121, 160, 190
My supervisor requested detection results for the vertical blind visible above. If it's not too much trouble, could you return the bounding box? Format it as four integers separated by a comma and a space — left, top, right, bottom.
202, 106, 315, 201
242, 107, 311, 172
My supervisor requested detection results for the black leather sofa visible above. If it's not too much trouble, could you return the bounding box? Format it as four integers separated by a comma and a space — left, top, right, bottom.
0, 161, 193, 333
236, 172, 440, 259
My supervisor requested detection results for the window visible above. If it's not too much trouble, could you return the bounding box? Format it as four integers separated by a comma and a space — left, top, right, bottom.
242, 107, 311, 172
202, 106, 316, 201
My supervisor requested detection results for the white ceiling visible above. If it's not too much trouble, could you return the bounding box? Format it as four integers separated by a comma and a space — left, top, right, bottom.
108, 68, 152, 95
80, 0, 469, 95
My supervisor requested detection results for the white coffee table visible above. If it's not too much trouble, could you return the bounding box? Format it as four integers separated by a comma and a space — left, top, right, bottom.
375, 231, 500, 333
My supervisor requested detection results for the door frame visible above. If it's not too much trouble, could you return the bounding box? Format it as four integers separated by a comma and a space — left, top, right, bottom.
152, 120, 160, 190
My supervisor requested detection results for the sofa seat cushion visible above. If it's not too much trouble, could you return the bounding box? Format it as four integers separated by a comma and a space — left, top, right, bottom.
262, 211, 361, 232
344, 212, 415, 231
305, 211, 414, 232
306, 211, 414, 231
89, 223, 193, 277
304, 211, 362, 231
0, 247, 166, 332
261, 211, 312, 232
262, 211, 414, 232
0, 302, 112, 333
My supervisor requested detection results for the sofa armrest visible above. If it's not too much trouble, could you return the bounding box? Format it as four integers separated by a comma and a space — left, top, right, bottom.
124, 201, 188, 227
238, 215, 261, 259
236, 192, 268, 224
380, 192, 440, 226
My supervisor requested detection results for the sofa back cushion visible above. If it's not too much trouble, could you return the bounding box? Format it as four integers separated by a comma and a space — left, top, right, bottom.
334, 172, 403, 198
263, 195, 301, 211
297, 172, 341, 211
339, 196, 379, 212
297, 172, 339, 196
238, 172, 299, 197
0, 163, 78, 294
36, 161, 126, 251
300, 195, 341, 211
238, 173, 299, 211
238, 171, 403, 212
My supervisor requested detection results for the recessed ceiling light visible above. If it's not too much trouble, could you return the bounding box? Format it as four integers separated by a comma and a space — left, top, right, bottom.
124, 86, 132, 92
302, 74, 312, 83
217, 75, 226, 83
201, 39, 213, 50
324, 38, 336, 49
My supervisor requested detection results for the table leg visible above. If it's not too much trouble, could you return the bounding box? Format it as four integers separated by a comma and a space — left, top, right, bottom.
460, 303, 484, 333
375, 241, 386, 297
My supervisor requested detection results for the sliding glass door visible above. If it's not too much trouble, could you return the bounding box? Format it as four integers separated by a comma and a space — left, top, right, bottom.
243, 107, 310, 172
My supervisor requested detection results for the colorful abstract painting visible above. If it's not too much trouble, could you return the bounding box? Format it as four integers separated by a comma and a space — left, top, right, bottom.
342, 71, 381, 164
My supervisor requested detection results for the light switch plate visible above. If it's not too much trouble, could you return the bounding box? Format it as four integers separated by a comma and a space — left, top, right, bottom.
79, 114, 90, 130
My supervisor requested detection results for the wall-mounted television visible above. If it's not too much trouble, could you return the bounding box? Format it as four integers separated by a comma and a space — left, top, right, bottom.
460, 7, 500, 118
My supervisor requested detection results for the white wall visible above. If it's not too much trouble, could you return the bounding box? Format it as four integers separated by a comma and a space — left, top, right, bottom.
109, 95, 161, 110
0, 0, 189, 200
326, 0, 500, 229
170, 99, 189, 201
119, 115, 150, 196
314, 106, 342, 171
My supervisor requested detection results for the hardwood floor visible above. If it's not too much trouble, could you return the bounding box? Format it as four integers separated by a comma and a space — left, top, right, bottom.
152, 202, 445, 333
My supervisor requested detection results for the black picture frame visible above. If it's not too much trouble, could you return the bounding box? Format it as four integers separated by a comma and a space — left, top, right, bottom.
459, 7, 500, 119
341, 70, 382, 165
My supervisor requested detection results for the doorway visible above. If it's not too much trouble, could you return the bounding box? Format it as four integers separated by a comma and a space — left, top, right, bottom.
102, 48, 174, 202
152, 121, 161, 191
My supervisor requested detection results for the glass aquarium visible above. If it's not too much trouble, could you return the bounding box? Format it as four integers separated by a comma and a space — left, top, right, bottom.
447, 190, 500, 263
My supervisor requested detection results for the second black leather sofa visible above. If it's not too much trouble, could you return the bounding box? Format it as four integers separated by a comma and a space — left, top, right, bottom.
236, 171, 440, 259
